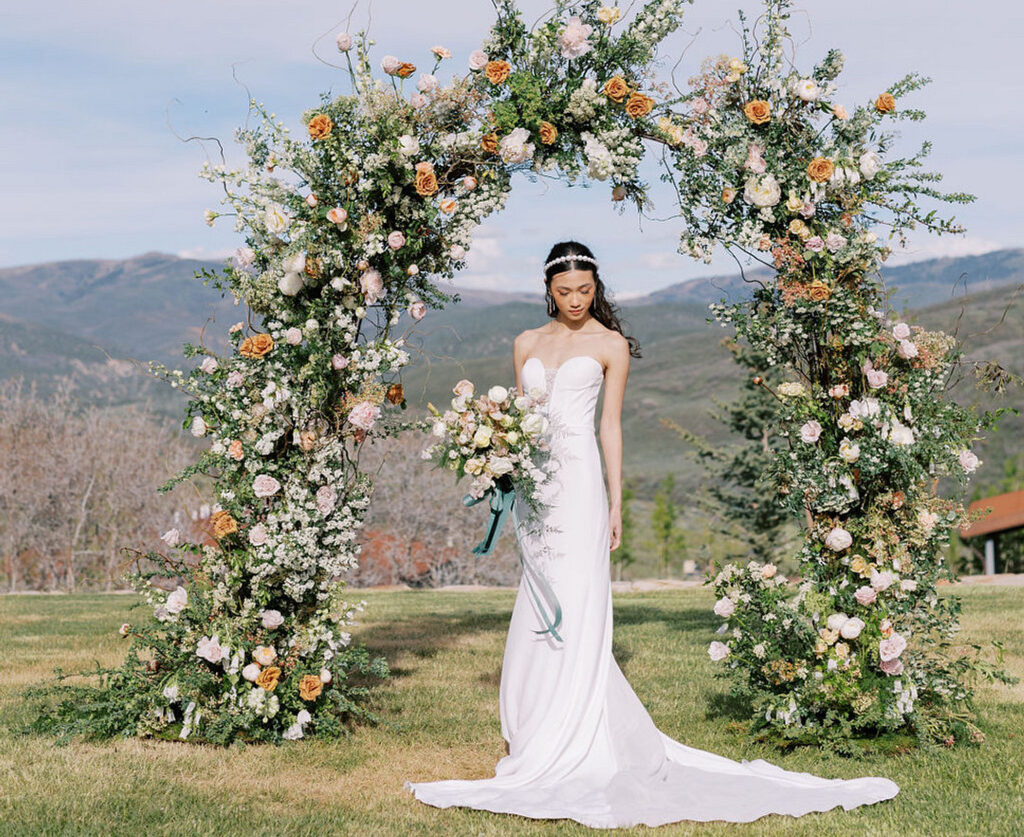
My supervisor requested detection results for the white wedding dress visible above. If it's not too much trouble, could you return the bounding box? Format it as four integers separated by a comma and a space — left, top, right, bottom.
406, 354, 899, 828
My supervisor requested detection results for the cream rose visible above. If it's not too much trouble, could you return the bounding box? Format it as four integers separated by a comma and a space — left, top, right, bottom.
743, 173, 781, 208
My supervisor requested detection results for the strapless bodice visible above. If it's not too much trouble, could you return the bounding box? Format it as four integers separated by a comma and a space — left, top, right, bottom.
521, 355, 604, 434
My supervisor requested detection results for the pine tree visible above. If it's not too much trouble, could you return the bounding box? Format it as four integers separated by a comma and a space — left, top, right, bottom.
611, 482, 637, 581
651, 473, 686, 578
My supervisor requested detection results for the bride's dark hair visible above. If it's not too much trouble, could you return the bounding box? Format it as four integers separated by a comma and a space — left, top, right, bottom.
543, 240, 642, 359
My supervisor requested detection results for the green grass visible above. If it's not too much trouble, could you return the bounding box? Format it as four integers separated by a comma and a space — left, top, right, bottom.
2, 586, 1023, 836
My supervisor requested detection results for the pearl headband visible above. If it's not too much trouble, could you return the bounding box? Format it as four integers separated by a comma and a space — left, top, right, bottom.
544, 254, 598, 272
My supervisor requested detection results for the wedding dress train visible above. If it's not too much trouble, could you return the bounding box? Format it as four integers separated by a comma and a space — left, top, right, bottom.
406, 354, 899, 828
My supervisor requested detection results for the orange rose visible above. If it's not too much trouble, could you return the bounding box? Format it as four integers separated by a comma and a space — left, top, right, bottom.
396, 62, 416, 78
484, 60, 511, 85
239, 333, 274, 359
211, 510, 238, 540
624, 92, 655, 119
480, 132, 499, 154
307, 113, 333, 140
414, 161, 438, 197
807, 281, 831, 302
303, 256, 321, 279
875, 93, 896, 114
256, 665, 282, 691
603, 76, 630, 103
743, 100, 771, 124
228, 440, 244, 461
298, 674, 323, 701
806, 156, 835, 183
538, 121, 558, 145
386, 383, 404, 405
840, 211, 854, 228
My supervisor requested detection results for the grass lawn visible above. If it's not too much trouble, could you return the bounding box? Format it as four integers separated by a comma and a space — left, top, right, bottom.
1, 586, 1022, 836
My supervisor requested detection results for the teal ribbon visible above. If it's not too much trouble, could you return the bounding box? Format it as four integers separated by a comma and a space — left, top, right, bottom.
462, 479, 563, 642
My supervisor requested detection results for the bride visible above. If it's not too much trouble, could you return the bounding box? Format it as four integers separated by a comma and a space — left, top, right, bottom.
406, 241, 899, 828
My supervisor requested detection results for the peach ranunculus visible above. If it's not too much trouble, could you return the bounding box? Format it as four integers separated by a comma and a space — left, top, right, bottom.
538, 121, 558, 145
414, 161, 438, 196
239, 333, 274, 358
603, 76, 630, 103
721, 187, 737, 204
255, 665, 282, 691
228, 440, 244, 461
307, 113, 333, 140
480, 132, 499, 154
211, 510, 238, 539
439, 198, 457, 214
298, 674, 324, 701
807, 281, 831, 302
396, 62, 416, 78
624, 92, 654, 119
875, 92, 896, 114
743, 100, 771, 124
806, 156, 835, 183
484, 60, 511, 85
832, 104, 849, 120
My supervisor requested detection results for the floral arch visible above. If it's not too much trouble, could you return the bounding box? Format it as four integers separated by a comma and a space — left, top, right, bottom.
40, 0, 1005, 748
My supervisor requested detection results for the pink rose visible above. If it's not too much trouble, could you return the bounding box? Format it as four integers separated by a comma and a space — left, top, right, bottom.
416, 73, 438, 93
462, 176, 477, 191
284, 327, 303, 345
892, 322, 911, 340
253, 474, 282, 498
866, 368, 888, 389
958, 450, 980, 473
878, 632, 907, 662
388, 231, 406, 250
800, 420, 822, 443
897, 339, 918, 359
804, 236, 824, 252
410, 93, 428, 109
713, 597, 736, 618
692, 98, 709, 115
879, 657, 904, 676
348, 401, 381, 431
468, 49, 488, 70
449, 244, 466, 261
828, 383, 849, 399
825, 232, 847, 252
326, 207, 348, 227
196, 635, 225, 664
305, 193, 318, 207
854, 585, 877, 606
226, 370, 244, 388
331, 354, 348, 370
380, 55, 402, 75
799, 200, 816, 218
744, 143, 767, 174
870, 568, 895, 591
260, 609, 284, 629
335, 32, 353, 52
359, 269, 384, 304
199, 356, 219, 374
824, 527, 853, 551
707, 641, 730, 661
316, 485, 337, 515
248, 523, 268, 546
558, 15, 594, 59
409, 301, 427, 321
452, 379, 474, 398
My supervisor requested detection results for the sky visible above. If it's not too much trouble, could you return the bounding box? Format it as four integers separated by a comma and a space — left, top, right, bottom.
2, 0, 1021, 298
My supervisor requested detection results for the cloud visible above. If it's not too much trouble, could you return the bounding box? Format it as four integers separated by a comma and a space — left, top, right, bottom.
176, 246, 236, 261
886, 235, 1005, 266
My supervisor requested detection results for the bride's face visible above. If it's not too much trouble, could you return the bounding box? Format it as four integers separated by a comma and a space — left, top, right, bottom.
548, 268, 596, 322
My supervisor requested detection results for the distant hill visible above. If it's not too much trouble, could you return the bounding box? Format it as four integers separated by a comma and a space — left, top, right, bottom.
1, 248, 1020, 494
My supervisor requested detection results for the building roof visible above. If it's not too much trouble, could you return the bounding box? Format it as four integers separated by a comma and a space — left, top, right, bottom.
960, 488, 1024, 539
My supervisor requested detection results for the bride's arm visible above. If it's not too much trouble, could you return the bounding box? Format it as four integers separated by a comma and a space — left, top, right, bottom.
512, 331, 529, 396
599, 336, 630, 549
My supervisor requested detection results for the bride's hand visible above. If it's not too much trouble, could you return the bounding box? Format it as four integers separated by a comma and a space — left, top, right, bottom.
609, 507, 622, 551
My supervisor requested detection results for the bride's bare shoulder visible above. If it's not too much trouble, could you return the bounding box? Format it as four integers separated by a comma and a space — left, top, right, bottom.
513, 325, 549, 350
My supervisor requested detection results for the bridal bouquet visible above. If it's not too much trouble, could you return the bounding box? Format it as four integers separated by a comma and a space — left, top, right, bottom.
422, 377, 552, 553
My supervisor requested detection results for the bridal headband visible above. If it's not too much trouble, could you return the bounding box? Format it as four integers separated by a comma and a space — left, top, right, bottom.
544, 254, 598, 271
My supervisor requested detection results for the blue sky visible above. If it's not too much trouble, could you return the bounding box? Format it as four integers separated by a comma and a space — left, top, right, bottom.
2, 1, 1020, 297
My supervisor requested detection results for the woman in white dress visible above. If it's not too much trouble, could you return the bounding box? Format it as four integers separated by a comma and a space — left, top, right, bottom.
406, 241, 899, 828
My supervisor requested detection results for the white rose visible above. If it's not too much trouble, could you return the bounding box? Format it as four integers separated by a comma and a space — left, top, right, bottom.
958, 450, 980, 473
282, 251, 306, 275
242, 662, 261, 682
487, 385, 509, 403
417, 73, 438, 93
335, 32, 353, 51
161, 528, 181, 547
713, 597, 736, 618
840, 616, 865, 639
859, 150, 882, 179
824, 527, 853, 551
468, 49, 488, 70
278, 272, 305, 296
488, 456, 514, 476
792, 77, 820, 101
199, 356, 218, 374
870, 568, 896, 591
397, 134, 420, 156
897, 339, 918, 359
839, 438, 860, 463
165, 585, 188, 615
196, 635, 225, 664
743, 173, 781, 208
472, 426, 493, 448
284, 327, 303, 345
380, 55, 402, 75
799, 420, 822, 444
826, 612, 850, 632
190, 416, 207, 437
319, 668, 333, 684
252, 645, 277, 667
849, 398, 880, 419
887, 421, 915, 446
260, 609, 285, 629
892, 322, 911, 340
263, 203, 291, 235
521, 413, 547, 437
866, 368, 888, 389
498, 127, 535, 164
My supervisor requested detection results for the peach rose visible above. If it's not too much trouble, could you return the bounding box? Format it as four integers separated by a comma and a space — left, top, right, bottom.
239, 333, 274, 359
386, 383, 404, 405
832, 104, 849, 120
806, 156, 835, 182
484, 60, 511, 84
624, 92, 654, 119
440, 198, 457, 214
480, 132, 499, 154
603, 76, 630, 102
743, 100, 771, 124
298, 674, 324, 701
875, 92, 896, 113
414, 161, 438, 196
807, 281, 831, 302
228, 440, 244, 461
722, 187, 736, 204
255, 665, 282, 691
307, 113, 333, 140
539, 121, 558, 144
211, 510, 238, 539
